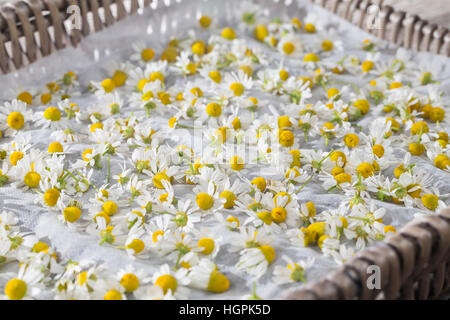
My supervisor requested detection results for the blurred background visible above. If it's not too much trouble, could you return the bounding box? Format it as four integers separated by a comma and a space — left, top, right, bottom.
0, 0, 448, 28
383, 0, 450, 28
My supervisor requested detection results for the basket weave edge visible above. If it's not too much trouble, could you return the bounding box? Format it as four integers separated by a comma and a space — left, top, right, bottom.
282, 207, 450, 300
0, 0, 152, 73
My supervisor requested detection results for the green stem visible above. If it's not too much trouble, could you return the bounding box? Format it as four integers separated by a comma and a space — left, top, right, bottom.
327, 80, 361, 94
107, 155, 111, 185
64, 170, 80, 183
296, 174, 314, 194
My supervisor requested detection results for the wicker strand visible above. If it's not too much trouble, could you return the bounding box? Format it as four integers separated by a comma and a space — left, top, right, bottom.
0, 0, 152, 72
284, 207, 450, 300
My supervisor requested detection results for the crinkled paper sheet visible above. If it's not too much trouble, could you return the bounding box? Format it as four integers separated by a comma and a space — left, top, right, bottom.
0, 0, 450, 299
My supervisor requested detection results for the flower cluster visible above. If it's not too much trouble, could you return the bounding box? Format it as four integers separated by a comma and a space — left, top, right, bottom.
0, 1, 448, 300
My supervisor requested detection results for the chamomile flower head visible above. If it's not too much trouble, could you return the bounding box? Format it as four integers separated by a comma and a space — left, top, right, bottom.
151, 264, 190, 299
272, 255, 315, 285
2, 262, 44, 300
188, 258, 230, 293
0, 100, 34, 136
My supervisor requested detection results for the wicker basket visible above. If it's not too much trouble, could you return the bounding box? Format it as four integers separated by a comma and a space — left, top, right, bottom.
0, 0, 449, 300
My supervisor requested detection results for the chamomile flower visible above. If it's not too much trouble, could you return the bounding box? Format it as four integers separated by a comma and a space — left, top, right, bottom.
2, 262, 44, 300
188, 258, 230, 293
272, 255, 315, 285
151, 264, 190, 299
0, 100, 34, 136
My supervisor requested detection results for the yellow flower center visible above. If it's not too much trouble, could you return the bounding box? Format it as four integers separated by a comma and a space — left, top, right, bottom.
353, 99, 370, 115
357, 162, 374, 178
158, 92, 171, 104
207, 271, 230, 293
344, 133, 359, 148
90, 122, 103, 132
384, 225, 396, 234
390, 82, 403, 89
303, 53, 319, 62
232, 117, 241, 130
198, 238, 215, 255
32, 241, 50, 253
335, 172, 352, 184
153, 172, 170, 189
7, 112, 25, 130
278, 115, 292, 128
372, 144, 384, 158
434, 154, 450, 170
229, 82, 245, 96
126, 239, 145, 254
409, 142, 425, 156
17, 91, 33, 105
82, 149, 93, 162
101, 78, 115, 93
104, 289, 122, 300
430, 107, 445, 122
206, 103, 222, 117
301, 222, 326, 246
199, 16, 212, 28
361, 60, 374, 72
77, 271, 88, 285
322, 40, 333, 51
305, 201, 316, 216
191, 40, 206, 56
254, 24, 268, 41
155, 274, 177, 294
4, 279, 27, 300
251, 177, 266, 192
24, 171, 41, 188
94, 212, 111, 225
44, 107, 62, 122
141, 48, 155, 61
279, 130, 294, 147
44, 188, 60, 207
209, 70, 222, 83
421, 194, 439, 210
239, 65, 253, 77
330, 151, 347, 165
152, 230, 164, 243
279, 69, 289, 81
229, 156, 244, 171
226, 216, 239, 228
257, 211, 272, 225
120, 273, 139, 292
48, 142, 63, 153
196, 192, 214, 210
327, 87, 339, 99
291, 17, 302, 28
331, 166, 344, 176
161, 46, 178, 62
271, 207, 287, 223
63, 206, 82, 223
289, 149, 301, 168
258, 245, 276, 263
41, 93, 52, 105
112, 70, 127, 87
10, 151, 23, 166
282, 42, 295, 55
102, 201, 118, 216
221, 27, 236, 40
304, 23, 316, 33
220, 190, 237, 209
